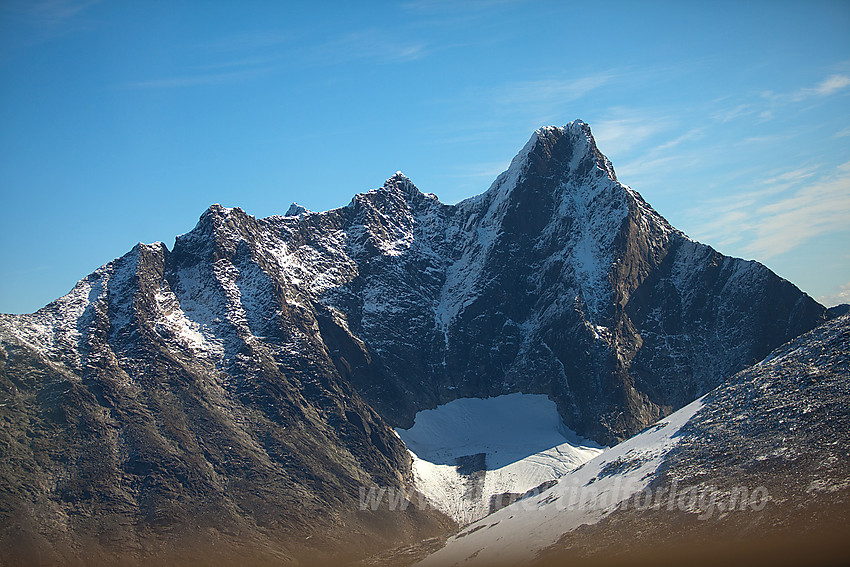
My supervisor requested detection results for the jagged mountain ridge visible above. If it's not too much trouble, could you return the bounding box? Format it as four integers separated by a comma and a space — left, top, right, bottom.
0, 120, 827, 564
265, 123, 797, 438
273, 120, 823, 442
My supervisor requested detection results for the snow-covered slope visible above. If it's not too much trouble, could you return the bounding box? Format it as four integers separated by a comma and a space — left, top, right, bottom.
396, 394, 602, 525
416, 397, 706, 566
416, 314, 850, 566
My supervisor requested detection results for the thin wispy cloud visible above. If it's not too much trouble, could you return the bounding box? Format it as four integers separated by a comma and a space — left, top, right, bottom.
203, 30, 296, 53
193, 54, 285, 73
471, 73, 622, 133
429, 72, 623, 146
401, 0, 527, 14
712, 103, 755, 123
653, 128, 705, 152
126, 42, 291, 89
494, 75, 617, 108
711, 73, 850, 126
745, 174, 850, 258
693, 178, 793, 213
761, 73, 850, 106
126, 67, 277, 89
689, 164, 850, 259
124, 25, 427, 90
2, 0, 102, 47
445, 160, 513, 180
711, 103, 774, 124
711, 102, 776, 124
792, 74, 850, 101
761, 166, 819, 186
6, 0, 101, 27
833, 126, 850, 138
311, 30, 428, 65
590, 113, 672, 157
818, 281, 850, 307
736, 133, 792, 145
615, 154, 690, 187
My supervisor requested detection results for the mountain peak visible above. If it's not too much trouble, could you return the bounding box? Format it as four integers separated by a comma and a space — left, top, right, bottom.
473, 119, 619, 216
523, 120, 617, 183
382, 170, 422, 199
285, 203, 309, 216
206, 203, 232, 215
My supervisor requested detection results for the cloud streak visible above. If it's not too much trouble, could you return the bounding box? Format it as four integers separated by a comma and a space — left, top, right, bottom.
312, 30, 428, 64
493, 75, 617, 108
124, 25, 429, 89
468, 73, 622, 130
792, 74, 850, 101
2, 0, 102, 47
709, 73, 850, 125
818, 281, 850, 307
590, 114, 673, 157
690, 164, 850, 259
125, 67, 277, 89
765, 73, 850, 106
7, 0, 101, 26
744, 174, 850, 258
401, 0, 527, 14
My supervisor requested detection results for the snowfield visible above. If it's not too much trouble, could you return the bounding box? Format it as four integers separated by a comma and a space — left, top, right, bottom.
415, 396, 706, 566
396, 393, 603, 525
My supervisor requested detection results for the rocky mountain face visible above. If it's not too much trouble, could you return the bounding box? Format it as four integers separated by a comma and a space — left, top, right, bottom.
309, 121, 824, 443
549, 311, 850, 565
0, 120, 827, 564
0, 243, 452, 566
535, 312, 850, 566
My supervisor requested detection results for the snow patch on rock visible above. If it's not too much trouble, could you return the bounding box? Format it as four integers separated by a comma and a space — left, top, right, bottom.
417, 396, 706, 566
396, 393, 603, 525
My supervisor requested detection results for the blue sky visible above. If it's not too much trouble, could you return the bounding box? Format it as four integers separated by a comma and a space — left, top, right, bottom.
1, 0, 849, 313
